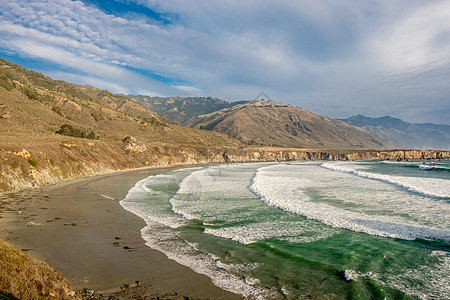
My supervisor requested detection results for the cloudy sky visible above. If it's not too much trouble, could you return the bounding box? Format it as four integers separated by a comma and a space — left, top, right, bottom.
1, 0, 450, 124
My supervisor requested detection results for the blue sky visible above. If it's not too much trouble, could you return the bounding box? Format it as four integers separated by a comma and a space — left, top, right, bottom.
1, 0, 450, 125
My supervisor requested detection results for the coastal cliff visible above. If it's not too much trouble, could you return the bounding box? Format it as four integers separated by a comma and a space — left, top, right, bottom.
1, 138, 449, 194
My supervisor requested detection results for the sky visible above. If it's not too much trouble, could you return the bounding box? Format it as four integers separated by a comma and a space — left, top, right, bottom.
1, 0, 450, 125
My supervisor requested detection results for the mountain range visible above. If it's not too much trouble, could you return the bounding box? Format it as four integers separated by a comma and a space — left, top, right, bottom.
340, 115, 450, 150
129, 96, 393, 149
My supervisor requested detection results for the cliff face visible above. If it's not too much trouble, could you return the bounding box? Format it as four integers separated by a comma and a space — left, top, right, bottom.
1, 136, 449, 195
221, 148, 450, 163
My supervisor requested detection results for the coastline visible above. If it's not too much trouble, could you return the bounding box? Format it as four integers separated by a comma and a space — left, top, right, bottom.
0, 166, 242, 299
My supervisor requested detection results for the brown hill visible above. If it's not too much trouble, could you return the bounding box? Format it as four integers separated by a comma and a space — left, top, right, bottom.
0, 58, 244, 193
193, 100, 394, 149
0, 59, 241, 147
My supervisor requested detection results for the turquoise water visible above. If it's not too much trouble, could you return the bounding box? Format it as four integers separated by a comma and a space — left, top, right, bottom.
120, 161, 450, 299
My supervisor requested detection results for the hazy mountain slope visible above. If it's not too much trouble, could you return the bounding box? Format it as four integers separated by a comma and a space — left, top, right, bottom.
340, 115, 450, 150
193, 100, 394, 149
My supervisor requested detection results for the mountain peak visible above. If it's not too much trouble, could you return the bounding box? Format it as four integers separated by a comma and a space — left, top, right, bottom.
247, 99, 290, 108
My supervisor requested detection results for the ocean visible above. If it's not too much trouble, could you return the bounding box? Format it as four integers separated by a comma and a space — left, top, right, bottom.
120, 160, 450, 299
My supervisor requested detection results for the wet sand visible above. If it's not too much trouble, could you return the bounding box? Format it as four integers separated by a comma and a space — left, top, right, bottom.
0, 167, 242, 299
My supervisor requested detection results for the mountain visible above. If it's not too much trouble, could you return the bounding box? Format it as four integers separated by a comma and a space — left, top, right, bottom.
130, 95, 394, 149
340, 115, 450, 150
127, 95, 244, 126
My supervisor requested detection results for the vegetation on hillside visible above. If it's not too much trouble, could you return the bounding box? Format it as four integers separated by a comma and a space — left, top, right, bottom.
0, 239, 76, 299
128, 95, 241, 126
0, 58, 242, 147
56, 124, 98, 140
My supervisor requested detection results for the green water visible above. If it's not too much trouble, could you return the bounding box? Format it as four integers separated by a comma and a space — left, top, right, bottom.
121, 161, 450, 299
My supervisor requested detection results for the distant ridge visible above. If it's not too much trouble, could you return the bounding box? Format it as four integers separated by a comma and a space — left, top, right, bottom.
130, 95, 394, 149
340, 115, 450, 150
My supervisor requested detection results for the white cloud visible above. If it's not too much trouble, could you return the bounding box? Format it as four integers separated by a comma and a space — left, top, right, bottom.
49, 71, 131, 94
172, 85, 204, 95
370, 1, 450, 72
0, 0, 450, 124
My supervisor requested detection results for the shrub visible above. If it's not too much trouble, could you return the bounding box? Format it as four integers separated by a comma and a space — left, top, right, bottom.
86, 131, 97, 140
0, 74, 12, 91
91, 112, 100, 122
56, 124, 98, 140
52, 106, 64, 117
23, 87, 39, 100
27, 157, 39, 168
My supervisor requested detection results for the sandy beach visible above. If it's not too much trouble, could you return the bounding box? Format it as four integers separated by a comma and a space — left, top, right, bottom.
0, 167, 242, 299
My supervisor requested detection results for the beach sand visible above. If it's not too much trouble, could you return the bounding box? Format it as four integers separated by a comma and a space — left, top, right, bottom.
0, 167, 242, 299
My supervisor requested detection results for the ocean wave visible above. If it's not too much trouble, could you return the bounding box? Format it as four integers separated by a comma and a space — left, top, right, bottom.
250, 164, 450, 242
380, 250, 450, 299
204, 221, 335, 245
322, 162, 450, 199
120, 174, 187, 229
120, 167, 276, 300
169, 164, 265, 222
380, 160, 450, 172
138, 223, 274, 299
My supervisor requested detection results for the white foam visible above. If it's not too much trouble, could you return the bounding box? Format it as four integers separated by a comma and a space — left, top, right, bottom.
120, 167, 276, 299
204, 221, 335, 245
139, 224, 274, 300
380, 160, 450, 171
120, 174, 187, 229
380, 250, 450, 300
322, 162, 450, 198
344, 269, 375, 282
169, 164, 266, 222
250, 164, 450, 241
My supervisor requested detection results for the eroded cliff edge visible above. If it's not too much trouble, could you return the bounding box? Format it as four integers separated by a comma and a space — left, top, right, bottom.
1, 137, 449, 195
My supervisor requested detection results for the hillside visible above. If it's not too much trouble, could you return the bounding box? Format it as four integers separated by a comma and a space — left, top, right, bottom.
0, 59, 243, 147
129, 96, 393, 149
128, 95, 248, 126
0, 239, 76, 299
340, 115, 450, 150
0, 58, 245, 193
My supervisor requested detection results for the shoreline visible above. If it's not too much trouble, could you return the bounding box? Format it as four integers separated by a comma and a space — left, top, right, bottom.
0, 166, 242, 299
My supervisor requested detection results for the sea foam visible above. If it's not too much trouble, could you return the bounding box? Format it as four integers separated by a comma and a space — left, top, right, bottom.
322, 162, 450, 198
250, 164, 450, 241
120, 167, 274, 300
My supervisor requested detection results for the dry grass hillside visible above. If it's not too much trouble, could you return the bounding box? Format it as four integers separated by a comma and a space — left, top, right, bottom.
0, 59, 240, 147
0, 239, 76, 299
194, 100, 395, 149
0, 58, 244, 193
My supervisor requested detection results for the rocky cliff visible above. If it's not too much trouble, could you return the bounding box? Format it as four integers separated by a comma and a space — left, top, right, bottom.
1, 136, 449, 194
